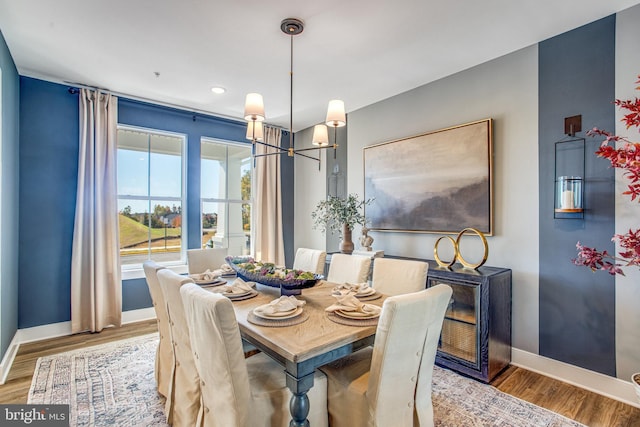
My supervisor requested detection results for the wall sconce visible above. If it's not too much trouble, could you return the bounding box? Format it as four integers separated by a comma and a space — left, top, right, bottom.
554, 115, 585, 219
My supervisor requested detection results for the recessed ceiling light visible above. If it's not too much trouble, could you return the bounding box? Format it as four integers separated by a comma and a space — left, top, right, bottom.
211, 86, 226, 94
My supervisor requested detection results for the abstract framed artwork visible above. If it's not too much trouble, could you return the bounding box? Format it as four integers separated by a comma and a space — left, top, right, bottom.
363, 119, 493, 235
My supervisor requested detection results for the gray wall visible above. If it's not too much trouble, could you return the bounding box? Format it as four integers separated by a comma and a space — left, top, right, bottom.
0, 29, 19, 358
345, 46, 540, 353
614, 4, 640, 381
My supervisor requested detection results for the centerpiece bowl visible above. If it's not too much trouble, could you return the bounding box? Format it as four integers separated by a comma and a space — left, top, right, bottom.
225, 256, 323, 296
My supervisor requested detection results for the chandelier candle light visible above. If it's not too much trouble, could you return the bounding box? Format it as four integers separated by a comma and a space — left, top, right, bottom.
244, 18, 346, 168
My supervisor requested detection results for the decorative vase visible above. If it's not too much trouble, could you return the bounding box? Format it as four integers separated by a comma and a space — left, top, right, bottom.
632, 373, 640, 403
340, 224, 354, 254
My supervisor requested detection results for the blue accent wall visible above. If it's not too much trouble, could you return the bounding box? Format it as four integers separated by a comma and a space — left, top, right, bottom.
0, 29, 20, 357
19, 77, 79, 328
17, 89, 296, 320
538, 16, 616, 375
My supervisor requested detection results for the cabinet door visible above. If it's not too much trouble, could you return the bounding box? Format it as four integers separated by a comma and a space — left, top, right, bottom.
429, 278, 480, 369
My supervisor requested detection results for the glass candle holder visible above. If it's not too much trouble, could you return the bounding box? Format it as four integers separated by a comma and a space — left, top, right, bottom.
555, 176, 583, 212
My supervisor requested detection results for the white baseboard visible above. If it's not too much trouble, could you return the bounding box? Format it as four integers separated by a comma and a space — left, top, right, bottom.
0, 333, 20, 385
122, 307, 156, 324
512, 348, 640, 409
0, 307, 157, 384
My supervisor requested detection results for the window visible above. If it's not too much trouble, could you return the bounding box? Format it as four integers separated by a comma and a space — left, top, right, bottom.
201, 138, 252, 256
117, 126, 186, 268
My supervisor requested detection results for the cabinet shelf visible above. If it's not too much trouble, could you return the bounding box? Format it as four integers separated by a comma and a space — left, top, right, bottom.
445, 303, 476, 325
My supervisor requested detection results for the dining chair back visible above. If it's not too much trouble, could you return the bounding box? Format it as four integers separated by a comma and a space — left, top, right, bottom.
292, 247, 327, 275
326, 253, 371, 284
142, 261, 171, 399
320, 284, 453, 427
187, 247, 228, 274
180, 283, 329, 427
157, 269, 201, 427
372, 257, 429, 296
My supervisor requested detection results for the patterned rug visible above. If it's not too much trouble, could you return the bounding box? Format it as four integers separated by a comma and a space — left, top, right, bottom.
29, 334, 584, 426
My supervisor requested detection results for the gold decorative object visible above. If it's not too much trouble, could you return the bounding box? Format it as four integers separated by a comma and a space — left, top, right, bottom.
433, 227, 489, 270
455, 228, 489, 269
434, 236, 458, 268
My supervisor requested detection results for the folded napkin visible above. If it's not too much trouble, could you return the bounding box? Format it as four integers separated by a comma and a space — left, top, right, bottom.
220, 278, 255, 295
189, 269, 220, 281
254, 296, 306, 315
219, 264, 235, 274
332, 282, 374, 296
325, 294, 381, 315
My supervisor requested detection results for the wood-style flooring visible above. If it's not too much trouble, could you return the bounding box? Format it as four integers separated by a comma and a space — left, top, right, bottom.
0, 319, 638, 426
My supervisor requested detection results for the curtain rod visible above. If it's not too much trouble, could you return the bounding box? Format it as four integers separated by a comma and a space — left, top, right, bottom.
65, 80, 288, 132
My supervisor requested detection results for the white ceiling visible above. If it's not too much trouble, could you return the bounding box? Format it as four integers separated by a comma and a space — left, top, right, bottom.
1, 0, 639, 132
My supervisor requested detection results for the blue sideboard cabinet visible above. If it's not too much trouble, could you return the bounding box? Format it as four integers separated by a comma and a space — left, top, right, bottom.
425, 261, 512, 383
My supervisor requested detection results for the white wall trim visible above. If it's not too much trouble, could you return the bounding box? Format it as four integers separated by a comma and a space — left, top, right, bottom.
0, 308, 157, 384
122, 307, 156, 324
512, 348, 640, 409
0, 332, 19, 385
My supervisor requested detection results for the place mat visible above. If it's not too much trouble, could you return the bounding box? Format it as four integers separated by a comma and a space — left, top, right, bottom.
327, 312, 379, 327
247, 311, 309, 327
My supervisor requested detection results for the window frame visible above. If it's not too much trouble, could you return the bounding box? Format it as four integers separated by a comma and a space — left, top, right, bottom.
200, 137, 253, 256
117, 124, 188, 275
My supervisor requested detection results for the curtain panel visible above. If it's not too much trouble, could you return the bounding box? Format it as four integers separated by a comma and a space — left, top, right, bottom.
254, 126, 285, 266
70, 89, 122, 333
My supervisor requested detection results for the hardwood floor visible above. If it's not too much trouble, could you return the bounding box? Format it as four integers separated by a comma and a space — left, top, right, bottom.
0, 319, 638, 426
492, 365, 640, 427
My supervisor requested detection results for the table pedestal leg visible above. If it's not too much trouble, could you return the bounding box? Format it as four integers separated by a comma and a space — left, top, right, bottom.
286, 368, 314, 427
289, 392, 310, 427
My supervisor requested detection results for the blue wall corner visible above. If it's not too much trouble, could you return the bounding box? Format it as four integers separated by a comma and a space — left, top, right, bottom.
0, 29, 21, 356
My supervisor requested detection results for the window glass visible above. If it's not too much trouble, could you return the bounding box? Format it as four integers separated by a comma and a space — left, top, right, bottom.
117, 127, 185, 267
201, 138, 252, 256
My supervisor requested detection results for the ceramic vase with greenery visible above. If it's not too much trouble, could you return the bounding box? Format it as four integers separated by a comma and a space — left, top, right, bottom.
311, 194, 373, 254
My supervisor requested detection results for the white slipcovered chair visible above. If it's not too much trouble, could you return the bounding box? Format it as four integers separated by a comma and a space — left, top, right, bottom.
326, 253, 371, 284
319, 284, 453, 427
180, 283, 329, 427
187, 247, 228, 274
157, 269, 201, 427
142, 261, 172, 399
371, 258, 429, 296
292, 247, 327, 275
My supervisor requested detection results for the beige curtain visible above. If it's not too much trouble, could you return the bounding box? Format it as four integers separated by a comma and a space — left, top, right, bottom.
254, 126, 285, 265
70, 89, 121, 333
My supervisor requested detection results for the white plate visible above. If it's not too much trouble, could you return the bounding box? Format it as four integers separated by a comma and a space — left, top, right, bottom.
334, 308, 381, 320
355, 288, 376, 297
194, 278, 224, 286
253, 307, 303, 320
224, 289, 253, 298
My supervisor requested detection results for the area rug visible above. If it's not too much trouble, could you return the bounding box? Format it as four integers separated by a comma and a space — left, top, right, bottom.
29, 334, 584, 426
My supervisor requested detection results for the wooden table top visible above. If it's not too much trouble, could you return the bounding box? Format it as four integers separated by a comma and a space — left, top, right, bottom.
224, 280, 386, 364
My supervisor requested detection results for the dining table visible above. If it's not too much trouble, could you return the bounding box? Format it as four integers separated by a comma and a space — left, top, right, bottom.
217, 278, 387, 427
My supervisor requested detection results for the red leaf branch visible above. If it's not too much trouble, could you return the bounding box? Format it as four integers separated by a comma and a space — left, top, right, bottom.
574, 74, 640, 275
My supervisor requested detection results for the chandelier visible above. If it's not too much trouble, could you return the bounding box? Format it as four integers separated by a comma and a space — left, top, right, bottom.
243, 18, 346, 166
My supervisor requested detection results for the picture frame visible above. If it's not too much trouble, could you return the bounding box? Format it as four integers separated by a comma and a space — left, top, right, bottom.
363, 119, 493, 235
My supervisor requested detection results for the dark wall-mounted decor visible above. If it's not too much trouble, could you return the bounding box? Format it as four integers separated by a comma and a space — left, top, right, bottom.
363, 119, 493, 234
